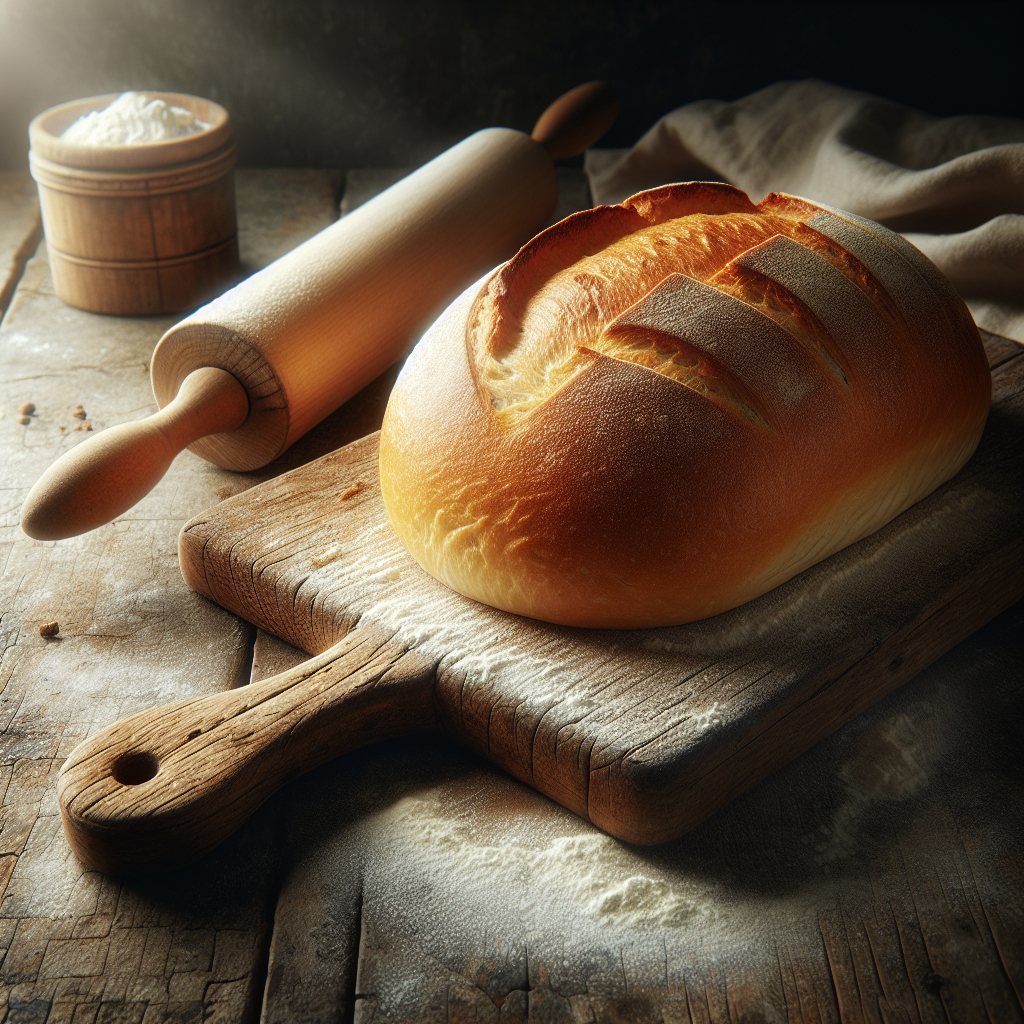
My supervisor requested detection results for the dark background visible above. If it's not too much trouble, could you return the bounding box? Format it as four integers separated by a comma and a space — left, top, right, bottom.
1, 0, 1021, 171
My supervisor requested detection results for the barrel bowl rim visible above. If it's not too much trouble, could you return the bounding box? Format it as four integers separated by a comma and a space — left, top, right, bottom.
29, 92, 232, 171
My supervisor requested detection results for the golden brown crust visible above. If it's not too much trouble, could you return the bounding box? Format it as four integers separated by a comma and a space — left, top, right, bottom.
379, 183, 991, 628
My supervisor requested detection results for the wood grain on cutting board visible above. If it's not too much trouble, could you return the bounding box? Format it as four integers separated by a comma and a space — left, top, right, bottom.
177, 330, 1023, 845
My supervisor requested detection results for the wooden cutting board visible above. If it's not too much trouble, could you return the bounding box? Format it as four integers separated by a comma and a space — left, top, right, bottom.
58, 331, 1022, 873
183, 330, 1022, 818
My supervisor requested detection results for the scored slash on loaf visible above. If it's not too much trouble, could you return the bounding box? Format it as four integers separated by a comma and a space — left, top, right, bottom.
379, 182, 991, 628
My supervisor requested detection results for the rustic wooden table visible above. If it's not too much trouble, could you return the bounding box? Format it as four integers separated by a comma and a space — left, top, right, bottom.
0, 169, 1020, 1024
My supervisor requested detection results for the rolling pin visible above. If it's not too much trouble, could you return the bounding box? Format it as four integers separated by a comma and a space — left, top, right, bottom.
21, 81, 618, 541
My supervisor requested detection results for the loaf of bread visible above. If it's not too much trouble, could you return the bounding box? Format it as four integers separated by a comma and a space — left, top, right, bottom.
378, 183, 991, 628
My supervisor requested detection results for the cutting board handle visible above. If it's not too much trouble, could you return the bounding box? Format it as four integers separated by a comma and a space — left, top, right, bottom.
57, 627, 435, 875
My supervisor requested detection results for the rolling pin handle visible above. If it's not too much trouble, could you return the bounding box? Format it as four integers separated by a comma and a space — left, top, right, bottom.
20, 367, 249, 541
531, 80, 619, 161
56, 627, 435, 875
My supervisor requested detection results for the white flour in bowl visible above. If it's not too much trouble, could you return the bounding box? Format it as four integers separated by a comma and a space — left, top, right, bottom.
61, 92, 209, 146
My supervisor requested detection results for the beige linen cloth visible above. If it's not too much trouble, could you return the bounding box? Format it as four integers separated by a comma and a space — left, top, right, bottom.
585, 80, 1024, 341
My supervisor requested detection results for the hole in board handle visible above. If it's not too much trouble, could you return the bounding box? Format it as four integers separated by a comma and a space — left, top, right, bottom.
112, 751, 159, 786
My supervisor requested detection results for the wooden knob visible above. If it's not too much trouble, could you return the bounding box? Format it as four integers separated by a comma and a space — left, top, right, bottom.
57, 627, 435, 874
20, 367, 248, 541
531, 80, 619, 160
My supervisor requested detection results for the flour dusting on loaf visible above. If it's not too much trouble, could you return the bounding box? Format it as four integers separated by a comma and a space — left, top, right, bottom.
379, 183, 991, 628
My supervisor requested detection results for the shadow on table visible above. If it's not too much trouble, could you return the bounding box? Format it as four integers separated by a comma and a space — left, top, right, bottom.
217, 601, 1021, 1022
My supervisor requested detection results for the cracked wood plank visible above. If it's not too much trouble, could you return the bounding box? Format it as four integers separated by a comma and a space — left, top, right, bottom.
0, 172, 41, 323
0, 169, 350, 1022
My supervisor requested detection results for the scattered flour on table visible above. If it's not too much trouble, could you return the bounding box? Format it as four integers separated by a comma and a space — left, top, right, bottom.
334, 528, 575, 700
62, 92, 209, 146
688, 700, 726, 734
815, 708, 943, 865
389, 794, 713, 930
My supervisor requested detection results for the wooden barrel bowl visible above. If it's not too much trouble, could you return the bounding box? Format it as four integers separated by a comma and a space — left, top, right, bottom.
28, 93, 239, 315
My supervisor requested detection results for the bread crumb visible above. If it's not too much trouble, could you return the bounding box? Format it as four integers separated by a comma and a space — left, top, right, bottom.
18, 402, 35, 416
18, 416, 30, 425
59, 426, 66, 432
311, 544, 342, 568
341, 481, 365, 501
72, 405, 87, 419
75, 420, 92, 431
39, 621, 59, 637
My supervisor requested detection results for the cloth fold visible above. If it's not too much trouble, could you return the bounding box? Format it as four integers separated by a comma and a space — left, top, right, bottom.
585, 81, 1024, 341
